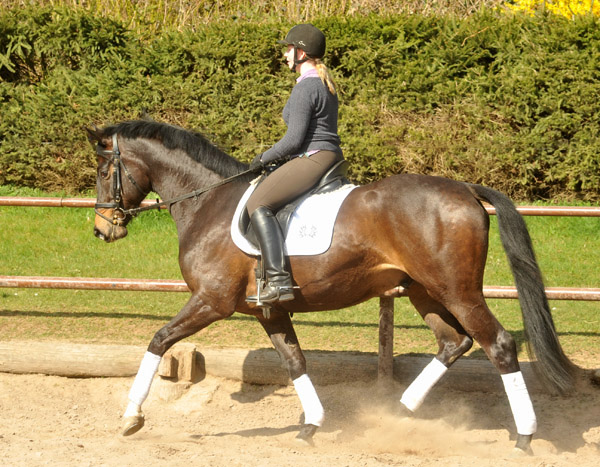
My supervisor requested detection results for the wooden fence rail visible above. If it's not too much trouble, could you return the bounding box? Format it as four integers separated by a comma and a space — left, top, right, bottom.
1, 276, 599, 301
2, 196, 600, 217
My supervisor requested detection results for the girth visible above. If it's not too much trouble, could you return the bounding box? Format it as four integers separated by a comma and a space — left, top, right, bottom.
239, 159, 350, 249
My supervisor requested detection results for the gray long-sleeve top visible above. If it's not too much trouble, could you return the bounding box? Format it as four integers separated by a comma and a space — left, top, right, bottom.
261, 74, 342, 163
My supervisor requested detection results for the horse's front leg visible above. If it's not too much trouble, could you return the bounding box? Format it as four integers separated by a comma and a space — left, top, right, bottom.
122, 293, 231, 436
256, 310, 323, 444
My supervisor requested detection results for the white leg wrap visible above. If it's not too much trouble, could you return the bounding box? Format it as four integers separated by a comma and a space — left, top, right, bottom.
293, 374, 324, 427
501, 371, 537, 435
125, 352, 161, 414
400, 357, 448, 412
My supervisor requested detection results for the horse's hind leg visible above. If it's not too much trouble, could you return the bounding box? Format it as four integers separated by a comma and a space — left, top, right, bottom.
400, 284, 474, 412
404, 283, 536, 453
256, 311, 323, 444
122, 293, 230, 436
444, 294, 537, 454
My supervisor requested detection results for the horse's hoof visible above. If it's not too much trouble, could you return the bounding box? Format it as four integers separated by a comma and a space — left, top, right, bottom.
511, 446, 534, 457
397, 401, 414, 419
512, 434, 534, 456
121, 414, 145, 436
295, 424, 318, 446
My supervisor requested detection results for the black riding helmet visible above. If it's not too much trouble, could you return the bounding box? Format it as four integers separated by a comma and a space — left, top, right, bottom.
277, 24, 326, 66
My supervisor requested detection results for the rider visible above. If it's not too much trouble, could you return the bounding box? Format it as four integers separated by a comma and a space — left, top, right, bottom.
246, 23, 344, 304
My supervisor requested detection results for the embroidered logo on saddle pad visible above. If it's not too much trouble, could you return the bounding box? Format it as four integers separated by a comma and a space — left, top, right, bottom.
231, 181, 357, 256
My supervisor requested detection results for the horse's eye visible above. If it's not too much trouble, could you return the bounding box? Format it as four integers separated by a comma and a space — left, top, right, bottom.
100, 170, 109, 179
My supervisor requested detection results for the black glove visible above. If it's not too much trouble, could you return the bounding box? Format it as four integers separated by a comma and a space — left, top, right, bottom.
248, 154, 264, 172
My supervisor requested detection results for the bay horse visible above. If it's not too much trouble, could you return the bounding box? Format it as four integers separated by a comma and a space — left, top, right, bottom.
86, 120, 577, 454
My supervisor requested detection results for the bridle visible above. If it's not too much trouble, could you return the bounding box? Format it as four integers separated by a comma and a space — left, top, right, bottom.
94, 133, 147, 226
94, 133, 258, 226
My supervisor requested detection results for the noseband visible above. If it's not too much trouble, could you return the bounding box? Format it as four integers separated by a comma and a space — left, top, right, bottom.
94, 134, 146, 226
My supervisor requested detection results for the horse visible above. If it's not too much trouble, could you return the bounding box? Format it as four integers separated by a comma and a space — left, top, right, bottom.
86, 119, 577, 455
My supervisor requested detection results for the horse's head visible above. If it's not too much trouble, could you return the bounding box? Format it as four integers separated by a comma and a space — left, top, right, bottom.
86, 126, 150, 243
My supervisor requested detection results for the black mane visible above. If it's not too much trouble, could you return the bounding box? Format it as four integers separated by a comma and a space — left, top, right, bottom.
101, 120, 249, 178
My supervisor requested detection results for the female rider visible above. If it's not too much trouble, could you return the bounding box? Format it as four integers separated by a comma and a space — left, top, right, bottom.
246, 23, 344, 304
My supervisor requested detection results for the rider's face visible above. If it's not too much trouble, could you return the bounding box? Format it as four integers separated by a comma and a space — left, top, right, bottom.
284, 45, 306, 71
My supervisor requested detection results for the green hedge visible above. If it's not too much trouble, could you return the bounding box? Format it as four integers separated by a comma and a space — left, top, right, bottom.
1, 6, 599, 200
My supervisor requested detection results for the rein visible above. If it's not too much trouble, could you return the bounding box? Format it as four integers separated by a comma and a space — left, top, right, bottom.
125, 169, 255, 217
94, 133, 256, 225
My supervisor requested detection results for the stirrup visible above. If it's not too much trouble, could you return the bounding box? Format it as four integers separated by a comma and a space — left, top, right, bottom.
246, 282, 295, 304
261, 283, 295, 303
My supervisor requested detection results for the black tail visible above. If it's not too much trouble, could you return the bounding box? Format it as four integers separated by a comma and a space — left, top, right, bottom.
467, 183, 577, 394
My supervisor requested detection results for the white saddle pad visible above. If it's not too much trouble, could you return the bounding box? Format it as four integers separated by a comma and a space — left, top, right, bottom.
231, 179, 357, 256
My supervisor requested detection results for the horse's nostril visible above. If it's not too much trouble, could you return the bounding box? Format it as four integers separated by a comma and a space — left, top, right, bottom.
94, 227, 106, 241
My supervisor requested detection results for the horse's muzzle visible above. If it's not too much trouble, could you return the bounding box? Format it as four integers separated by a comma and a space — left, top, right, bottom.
94, 227, 127, 243
94, 224, 128, 242
94, 210, 128, 242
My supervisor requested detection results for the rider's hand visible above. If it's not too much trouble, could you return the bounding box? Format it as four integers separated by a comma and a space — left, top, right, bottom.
249, 154, 264, 172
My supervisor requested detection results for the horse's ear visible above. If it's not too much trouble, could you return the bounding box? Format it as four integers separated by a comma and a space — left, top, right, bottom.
139, 108, 154, 121
85, 125, 102, 146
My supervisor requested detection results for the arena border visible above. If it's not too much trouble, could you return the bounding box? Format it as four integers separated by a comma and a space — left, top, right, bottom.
0, 340, 552, 395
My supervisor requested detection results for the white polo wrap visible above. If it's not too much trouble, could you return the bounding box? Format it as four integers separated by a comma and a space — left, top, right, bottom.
400, 357, 448, 412
128, 351, 161, 407
293, 374, 324, 427
501, 371, 537, 435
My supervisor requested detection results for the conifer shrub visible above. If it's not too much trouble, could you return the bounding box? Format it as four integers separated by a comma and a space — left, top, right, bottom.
0, 6, 598, 200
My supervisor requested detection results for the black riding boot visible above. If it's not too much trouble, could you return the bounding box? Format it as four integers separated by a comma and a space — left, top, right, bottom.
246, 206, 294, 304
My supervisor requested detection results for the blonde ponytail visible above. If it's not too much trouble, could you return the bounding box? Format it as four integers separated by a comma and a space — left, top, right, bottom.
315, 59, 337, 95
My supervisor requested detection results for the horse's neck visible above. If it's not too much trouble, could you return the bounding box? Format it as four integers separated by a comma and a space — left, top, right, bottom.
149, 155, 221, 201
141, 143, 243, 233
